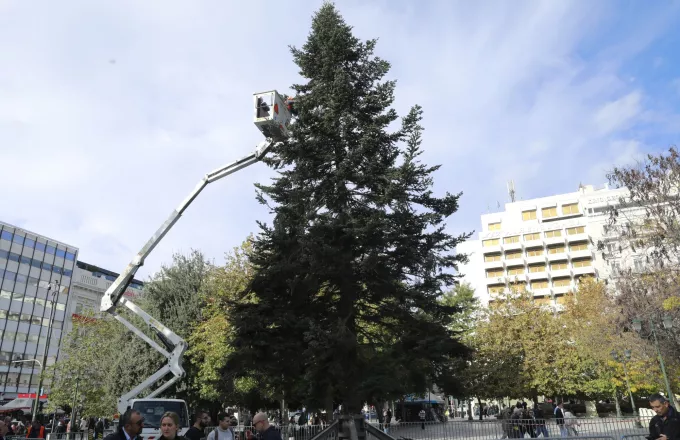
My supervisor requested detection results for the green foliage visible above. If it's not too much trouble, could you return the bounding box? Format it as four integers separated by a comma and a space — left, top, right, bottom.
48, 315, 121, 417
187, 239, 258, 402
49, 250, 211, 415
230, 3, 471, 414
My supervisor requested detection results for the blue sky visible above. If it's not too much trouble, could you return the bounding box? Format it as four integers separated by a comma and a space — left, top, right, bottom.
1, 0, 679, 278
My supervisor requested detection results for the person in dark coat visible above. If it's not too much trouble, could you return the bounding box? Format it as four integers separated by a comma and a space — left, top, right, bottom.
554, 402, 567, 438
104, 410, 144, 440
648, 394, 680, 440
252, 413, 281, 440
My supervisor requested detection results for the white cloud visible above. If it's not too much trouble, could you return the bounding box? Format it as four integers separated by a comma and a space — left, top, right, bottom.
594, 91, 643, 135
0, 0, 678, 278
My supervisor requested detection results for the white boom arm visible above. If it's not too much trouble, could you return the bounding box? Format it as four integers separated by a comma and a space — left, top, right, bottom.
101, 89, 293, 415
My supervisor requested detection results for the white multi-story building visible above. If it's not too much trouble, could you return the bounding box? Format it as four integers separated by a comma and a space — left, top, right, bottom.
64, 261, 144, 333
458, 183, 634, 306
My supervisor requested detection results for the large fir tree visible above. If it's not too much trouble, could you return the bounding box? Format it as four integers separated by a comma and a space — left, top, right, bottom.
231, 3, 470, 413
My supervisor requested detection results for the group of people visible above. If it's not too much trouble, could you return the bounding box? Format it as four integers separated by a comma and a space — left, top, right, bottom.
500, 401, 579, 438
104, 410, 283, 440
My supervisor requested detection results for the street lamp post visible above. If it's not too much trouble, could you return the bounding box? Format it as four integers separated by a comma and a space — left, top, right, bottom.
36, 280, 61, 421
10, 359, 43, 421
632, 317, 675, 407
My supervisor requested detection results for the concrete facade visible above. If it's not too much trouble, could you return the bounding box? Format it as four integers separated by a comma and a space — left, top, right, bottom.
457, 183, 636, 306
64, 261, 144, 334
0, 221, 78, 399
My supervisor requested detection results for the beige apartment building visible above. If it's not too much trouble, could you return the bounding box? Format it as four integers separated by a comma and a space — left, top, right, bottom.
457, 183, 632, 306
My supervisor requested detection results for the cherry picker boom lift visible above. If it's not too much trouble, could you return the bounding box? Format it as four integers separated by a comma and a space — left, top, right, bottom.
99, 91, 293, 437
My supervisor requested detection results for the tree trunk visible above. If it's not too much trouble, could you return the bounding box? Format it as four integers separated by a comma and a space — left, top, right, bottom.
477, 397, 483, 420
325, 385, 334, 421
467, 400, 473, 421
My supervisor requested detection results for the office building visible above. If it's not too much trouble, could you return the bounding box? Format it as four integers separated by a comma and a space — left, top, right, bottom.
0, 221, 78, 399
457, 183, 633, 306
64, 261, 144, 333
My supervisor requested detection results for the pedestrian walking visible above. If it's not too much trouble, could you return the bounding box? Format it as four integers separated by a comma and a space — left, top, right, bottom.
159, 412, 187, 440
208, 413, 236, 440
185, 411, 211, 440
563, 410, 579, 437
419, 409, 426, 430
26, 420, 45, 439
103, 409, 143, 440
554, 402, 568, 438
648, 393, 680, 440
253, 413, 282, 440
532, 404, 549, 438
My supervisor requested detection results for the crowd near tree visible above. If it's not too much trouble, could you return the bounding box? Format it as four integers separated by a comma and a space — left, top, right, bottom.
45, 2, 680, 424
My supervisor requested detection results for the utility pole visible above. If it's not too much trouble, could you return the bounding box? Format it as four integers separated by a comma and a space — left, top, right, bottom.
34, 280, 61, 421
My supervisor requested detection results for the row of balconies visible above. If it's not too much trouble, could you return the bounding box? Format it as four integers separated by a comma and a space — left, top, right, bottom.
490, 285, 575, 296
482, 232, 591, 254
483, 249, 594, 269
486, 265, 597, 285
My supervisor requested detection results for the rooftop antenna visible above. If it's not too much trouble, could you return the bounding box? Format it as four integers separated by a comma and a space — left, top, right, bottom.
507, 180, 516, 203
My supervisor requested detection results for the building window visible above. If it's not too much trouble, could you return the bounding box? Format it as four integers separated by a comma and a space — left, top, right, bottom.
567, 226, 585, 235
527, 247, 544, 257
488, 285, 505, 295
509, 281, 527, 290
508, 267, 524, 276
529, 264, 546, 273
551, 262, 568, 271
611, 261, 621, 275
542, 207, 558, 218
483, 239, 500, 247
504, 235, 520, 244
570, 243, 588, 252
522, 210, 537, 221
548, 244, 565, 254
488, 222, 501, 231
553, 278, 571, 287
484, 254, 501, 262
524, 232, 540, 241
562, 203, 580, 215
532, 280, 549, 290
572, 258, 592, 268
633, 259, 644, 272
505, 251, 522, 260
545, 230, 562, 238
486, 269, 504, 278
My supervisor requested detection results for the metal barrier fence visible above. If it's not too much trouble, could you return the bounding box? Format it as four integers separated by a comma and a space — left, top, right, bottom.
46, 433, 88, 440
208, 417, 651, 440
205, 425, 331, 440
379, 418, 650, 440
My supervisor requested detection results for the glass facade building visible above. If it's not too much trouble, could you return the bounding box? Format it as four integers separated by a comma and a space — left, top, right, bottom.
0, 220, 78, 399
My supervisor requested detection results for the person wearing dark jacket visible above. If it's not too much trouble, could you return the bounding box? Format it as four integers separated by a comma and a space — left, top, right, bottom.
554, 402, 567, 438
533, 405, 549, 438
252, 413, 281, 440
648, 394, 680, 440
104, 409, 144, 440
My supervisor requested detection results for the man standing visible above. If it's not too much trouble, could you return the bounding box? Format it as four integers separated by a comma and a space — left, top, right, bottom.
185, 411, 211, 440
554, 402, 567, 438
207, 413, 236, 440
253, 413, 281, 440
104, 410, 144, 440
649, 394, 680, 440
418, 408, 426, 430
